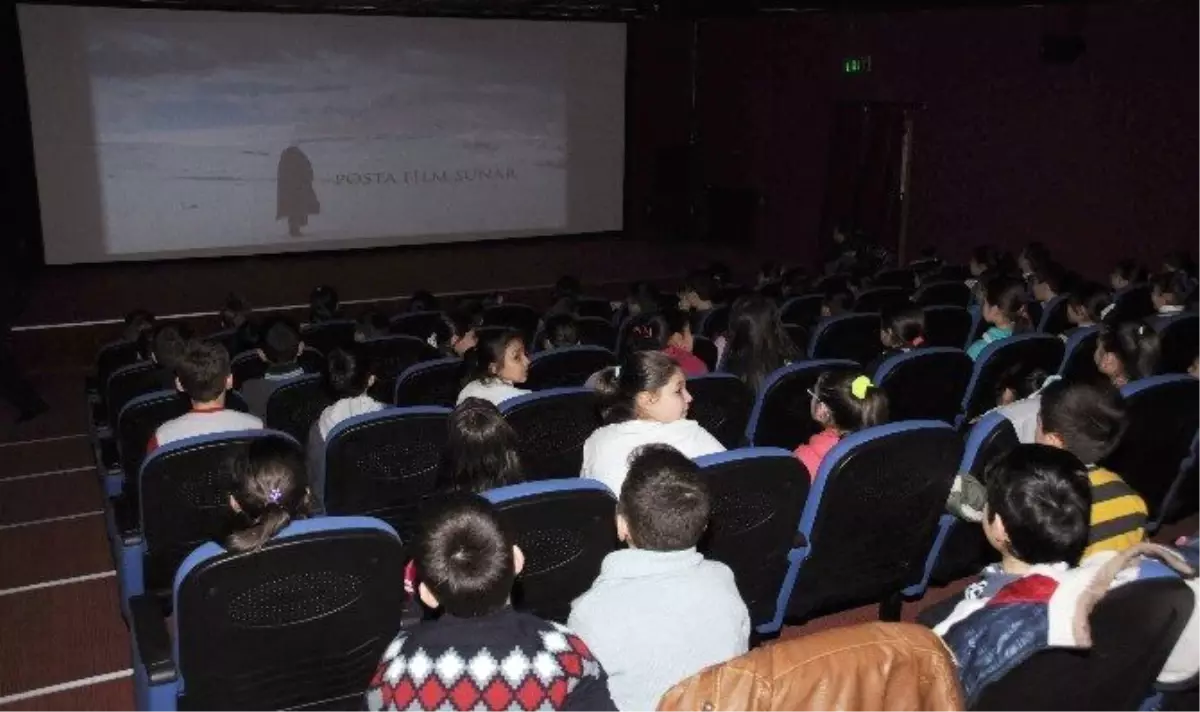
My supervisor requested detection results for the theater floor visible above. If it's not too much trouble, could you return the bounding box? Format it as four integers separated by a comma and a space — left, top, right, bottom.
0, 373, 1193, 709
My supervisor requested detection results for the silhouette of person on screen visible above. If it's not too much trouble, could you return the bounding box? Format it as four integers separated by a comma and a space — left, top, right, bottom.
276, 145, 319, 237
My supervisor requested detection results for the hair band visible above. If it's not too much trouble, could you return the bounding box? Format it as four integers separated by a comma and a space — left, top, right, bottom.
851, 375, 873, 400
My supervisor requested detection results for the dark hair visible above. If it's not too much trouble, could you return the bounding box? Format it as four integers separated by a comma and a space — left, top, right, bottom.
226, 438, 313, 553
970, 245, 999, 271
326, 347, 373, 399
175, 339, 231, 402
724, 294, 799, 393
985, 444, 1091, 565
220, 293, 251, 329
409, 290, 440, 313
541, 313, 579, 350
553, 275, 582, 303
823, 287, 855, 317
443, 398, 524, 493
995, 363, 1051, 404
1031, 262, 1065, 295
1163, 251, 1197, 279
1097, 322, 1160, 382
813, 370, 889, 433
593, 350, 682, 424
1112, 259, 1147, 285
462, 327, 524, 386
1068, 282, 1112, 324
626, 281, 662, 316
142, 323, 194, 371
881, 305, 925, 348
1039, 380, 1128, 464
1020, 242, 1051, 274
355, 309, 390, 342
309, 285, 340, 323
782, 268, 809, 297
415, 494, 515, 617
436, 308, 481, 354
985, 277, 1033, 333
618, 444, 710, 551
123, 309, 156, 343
1151, 272, 1189, 306
259, 316, 302, 364
685, 269, 717, 302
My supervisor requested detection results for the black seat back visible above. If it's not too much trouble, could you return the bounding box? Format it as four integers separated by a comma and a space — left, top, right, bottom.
118, 390, 191, 494
264, 374, 335, 445
961, 334, 1064, 421
876, 348, 974, 423
482, 304, 540, 342
695, 449, 811, 627
500, 389, 599, 480
575, 298, 615, 321
786, 422, 962, 621
574, 316, 617, 351
360, 335, 440, 402
969, 578, 1196, 710
97, 340, 143, 400
485, 480, 618, 623
922, 306, 973, 348
299, 319, 357, 356
323, 408, 450, 540
230, 347, 324, 390
747, 360, 860, 449
914, 281, 971, 308
699, 305, 731, 340
780, 294, 824, 328
1060, 326, 1103, 384
109, 361, 171, 428
1104, 375, 1200, 524
1157, 313, 1199, 375
389, 311, 448, 343
809, 313, 883, 364
692, 336, 719, 372
174, 518, 406, 710
854, 287, 909, 315
1038, 295, 1072, 335
141, 430, 298, 597
393, 357, 463, 407
872, 269, 916, 290
525, 346, 616, 390
1106, 284, 1155, 325
686, 374, 754, 449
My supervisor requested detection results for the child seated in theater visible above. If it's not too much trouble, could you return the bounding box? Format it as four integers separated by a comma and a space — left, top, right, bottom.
1109, 259, 1147, 293
679, 269, 717, 334
122, 309, 156, 345
366, 494, 616, 712
140, 322, 194, 390
1030, 262, 1065, 305
794, 372, 889, 481
441, 398, 525, 493
966, 277, 1032, 360
1095, 322, 1160, 388
224, 437, 314, 553
720, 295, 799, 393
820, 286, 855, 318
1150, 271, 1189, 317
316, 347, 384, 441
582, 351, 724, 495
216, 293, 259, 355
435, 309, 480, 357
866, 306, 926, 376
540, 312, 580, 351
623, 309, 707, 377
353, 309, 390, 343
307, 284, 341, 325
1065, 282, 1113, 332
150, 340, 262, 451
1036, 380, 1147, 560
456, 327, 531, 406
241, 316, 307, 417
569, 445, 750, 711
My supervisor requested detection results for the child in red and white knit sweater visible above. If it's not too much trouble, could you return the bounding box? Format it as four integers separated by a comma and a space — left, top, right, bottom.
366, 495, 615, 712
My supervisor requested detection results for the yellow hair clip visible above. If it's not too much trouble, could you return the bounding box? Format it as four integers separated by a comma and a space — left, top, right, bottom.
851, 375, 873, 400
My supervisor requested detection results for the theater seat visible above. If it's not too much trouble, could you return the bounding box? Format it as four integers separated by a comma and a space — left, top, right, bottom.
686, 374, 754, 449
321, 407, 450, 539
875, 348, 973, 423
914, 281, 972, 309
922, 306, 973, 349
264, 374, 334, 445
230, 347, 324, 390
780, 294, 824, 329
699, 305, 730, 340
130, 516, 406, 711
482, 303, 540, 343
501, 388, 600, 481
110, 429, 300, 619
359, 335, 441, 402
694, 449, 810, 630
574, 316, 617, 351
692, 336, 719, 372
299, 319, 357, 356
960, 333, 1064, 425
769, 421, 961, 630
1155, 313, 1199, 375
1059, 325, 1102, 384
854, 287, 909, 315
525, 345, 616, 390
483, 479, 618, 623
1037, 294, 1071, 335
745, 360, 859, 450
389, 310, 449, 342
808, 313, 883, 365
393, 356, 462, 407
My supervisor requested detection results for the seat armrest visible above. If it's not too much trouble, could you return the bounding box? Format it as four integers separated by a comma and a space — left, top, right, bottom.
129, 594, 178, 685
99, 436, 120, 471
110, 494, 142, 546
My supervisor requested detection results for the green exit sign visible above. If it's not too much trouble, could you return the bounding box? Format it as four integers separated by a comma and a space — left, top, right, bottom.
843, 56, 872, 74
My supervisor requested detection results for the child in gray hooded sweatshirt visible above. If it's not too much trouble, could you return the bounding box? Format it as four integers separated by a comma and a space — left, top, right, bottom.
568, 444, 750, 710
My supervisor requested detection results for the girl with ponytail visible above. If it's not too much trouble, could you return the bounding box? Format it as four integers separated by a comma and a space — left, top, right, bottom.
966, 276, 1033, 360
1095, 322, 1161, 387
581, 350, 724, 494
795, 371, 889, 481
225, 438, 314, 553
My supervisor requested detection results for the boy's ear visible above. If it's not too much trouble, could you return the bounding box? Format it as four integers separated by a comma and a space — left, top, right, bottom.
297, 340, 305, 357
255, 348, 267, 363
616, 513, 631, 544
367, 374, 377, 388
1041, 431, 1067, 450
224, 374, 234, 391
227, 493, 242, 513
418, 582, 440, 610
512, 545, 525, 576
175, 377, 185, 393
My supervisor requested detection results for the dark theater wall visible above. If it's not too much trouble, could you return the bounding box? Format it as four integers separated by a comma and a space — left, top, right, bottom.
692, 1, 1197, 277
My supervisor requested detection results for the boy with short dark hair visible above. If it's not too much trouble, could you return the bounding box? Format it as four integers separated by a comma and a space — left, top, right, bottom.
568, 445, 749, 711
1035, 379, 1148, 560
149, 340, 261, 450
366, 494, 615, 711
241, 316, 305, 417
140, 322, 194, 390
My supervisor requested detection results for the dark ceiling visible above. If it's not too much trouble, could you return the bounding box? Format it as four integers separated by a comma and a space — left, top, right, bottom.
20, 0, 1115, 21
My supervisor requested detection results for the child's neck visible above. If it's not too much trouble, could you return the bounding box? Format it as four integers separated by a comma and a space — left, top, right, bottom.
192, 394, 226, 411
1000, 553, 1033, 576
